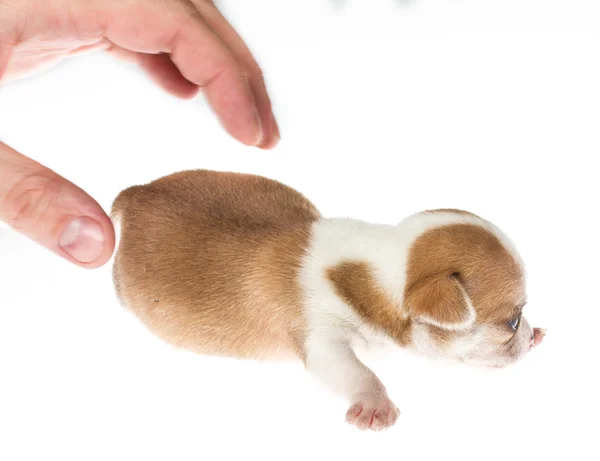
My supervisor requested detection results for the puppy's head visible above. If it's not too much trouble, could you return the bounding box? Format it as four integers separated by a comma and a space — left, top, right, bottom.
400, 209, 545, 368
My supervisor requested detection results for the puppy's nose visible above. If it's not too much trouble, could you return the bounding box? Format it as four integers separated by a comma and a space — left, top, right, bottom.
530, 328, 546, 349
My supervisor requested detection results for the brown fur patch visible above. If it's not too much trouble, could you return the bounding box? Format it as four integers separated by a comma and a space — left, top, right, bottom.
404, 223, 524, 343
404, 274, 473, 326
326, 261, 412, 347
112, 169, 320, 361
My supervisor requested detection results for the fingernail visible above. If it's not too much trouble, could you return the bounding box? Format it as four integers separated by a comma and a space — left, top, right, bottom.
58, 217, 105, 263
253, 106, 264, 146
272, 114, 280, 141
241, 72, 263, 147
256, 113, 280, 149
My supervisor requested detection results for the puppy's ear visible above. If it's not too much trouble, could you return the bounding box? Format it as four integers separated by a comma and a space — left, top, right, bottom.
404, 274, 475, 331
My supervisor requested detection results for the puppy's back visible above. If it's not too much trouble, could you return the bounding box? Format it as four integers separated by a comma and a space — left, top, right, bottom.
112, 169, 320, 359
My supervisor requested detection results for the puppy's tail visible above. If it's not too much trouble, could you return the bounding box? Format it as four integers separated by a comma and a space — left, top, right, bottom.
110, 185, 141, 222
110, 185, 143, 263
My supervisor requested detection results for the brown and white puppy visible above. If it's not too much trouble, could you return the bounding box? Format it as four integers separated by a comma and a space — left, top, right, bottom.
111, 169, 545, 431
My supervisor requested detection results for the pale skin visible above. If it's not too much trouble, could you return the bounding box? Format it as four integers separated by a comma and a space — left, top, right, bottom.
0, 0, 279, 267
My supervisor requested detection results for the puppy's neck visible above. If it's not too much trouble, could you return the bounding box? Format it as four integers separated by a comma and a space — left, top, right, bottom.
299, 218, 412, 352
305, 218, 409, 305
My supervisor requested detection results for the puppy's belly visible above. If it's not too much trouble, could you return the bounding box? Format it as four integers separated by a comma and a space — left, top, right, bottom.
117, 293, 298, 360
165, 309, 299, 361
113, 244, 304, 361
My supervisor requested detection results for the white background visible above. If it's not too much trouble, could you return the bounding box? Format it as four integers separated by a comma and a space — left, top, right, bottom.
1, 1, 599, 460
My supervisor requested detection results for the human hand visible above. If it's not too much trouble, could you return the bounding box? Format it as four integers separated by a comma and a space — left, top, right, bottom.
0, 0, 279, 268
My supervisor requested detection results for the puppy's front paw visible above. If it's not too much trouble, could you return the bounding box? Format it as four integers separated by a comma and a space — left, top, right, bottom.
345, 396, 400, 431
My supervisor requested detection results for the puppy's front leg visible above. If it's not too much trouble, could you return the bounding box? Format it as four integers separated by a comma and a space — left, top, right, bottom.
305, 337, 399, 431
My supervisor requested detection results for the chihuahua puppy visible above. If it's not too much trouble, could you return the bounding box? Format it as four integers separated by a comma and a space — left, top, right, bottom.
111, 169, 545, 431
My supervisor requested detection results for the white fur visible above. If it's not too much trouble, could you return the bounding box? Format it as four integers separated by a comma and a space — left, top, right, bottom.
409, 323, 445, 359
411, 309, 534, 368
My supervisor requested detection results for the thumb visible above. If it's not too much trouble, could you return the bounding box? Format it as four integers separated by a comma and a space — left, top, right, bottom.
0, 142, 115, 268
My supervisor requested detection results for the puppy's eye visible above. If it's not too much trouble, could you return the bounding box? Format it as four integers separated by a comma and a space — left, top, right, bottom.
508, 317, 521, 331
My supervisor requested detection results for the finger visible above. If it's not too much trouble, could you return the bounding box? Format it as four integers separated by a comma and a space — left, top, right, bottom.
0, 142, 115, 268
100, 0, 262, 146
107, 45, 199, 99
137, 52, 200, 99
190, 0, 280, 148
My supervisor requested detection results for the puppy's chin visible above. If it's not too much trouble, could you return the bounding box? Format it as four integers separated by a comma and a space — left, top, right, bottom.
410, 318, 536, 369
458, 354, 525, 370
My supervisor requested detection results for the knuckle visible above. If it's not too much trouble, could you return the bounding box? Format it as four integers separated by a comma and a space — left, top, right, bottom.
251, 65, 264, 81
208, 64, 229, 87
3, 173, 61, 231
240, 63, 264, 85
